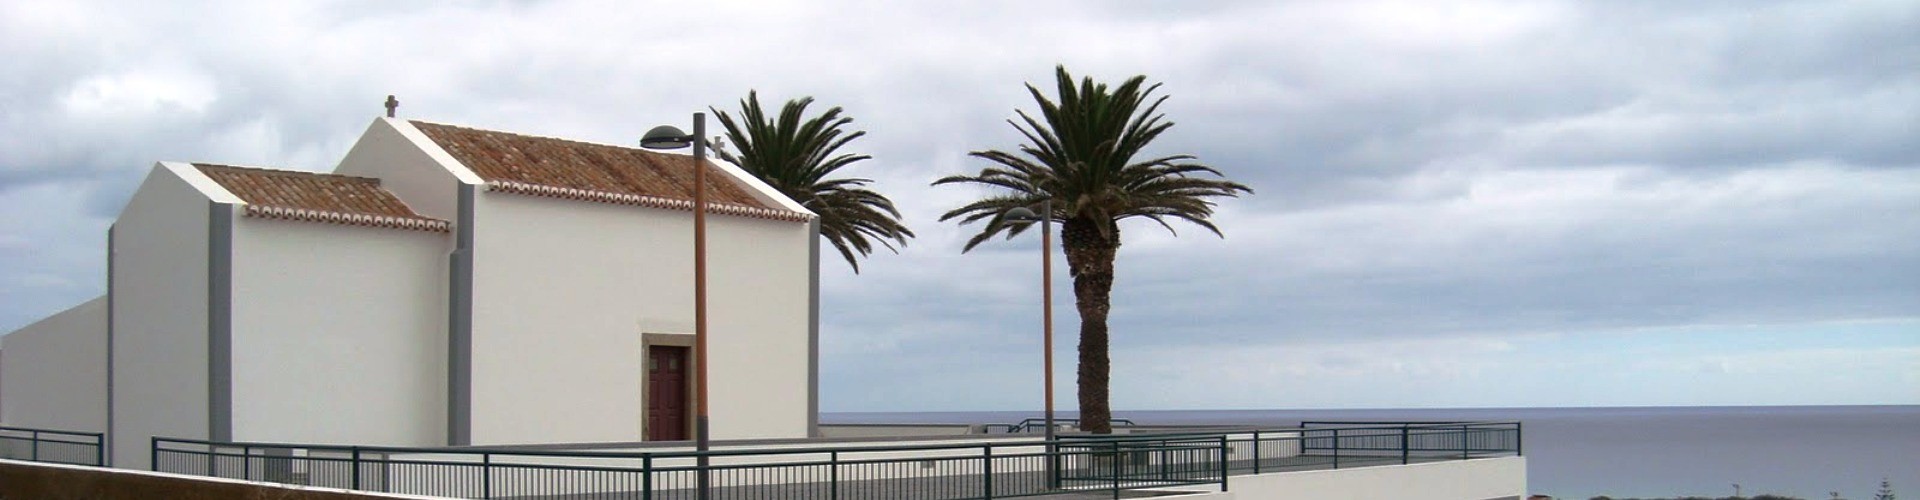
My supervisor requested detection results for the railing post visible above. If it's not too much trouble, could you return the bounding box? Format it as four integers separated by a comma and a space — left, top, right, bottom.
829, 450, 839, 500
1401, 426, 1410, 465
482, 452, 493, 499
1218, 435, 1229, 493
1047, 436, 1060, 491
1460, 425, 1470, 460
150, 437, 159, 472
642, 454, 653, 500
1330, 429, 1340, 469
351, 446, 362, 490
1110, 440, 1121, 500
1516, 422, 1524, 456
95, 433, 105, 467
30, 430, 39, 462
1155, 440, 1166, 482
982, 444, 993, 500
1252, 430, 1261, 474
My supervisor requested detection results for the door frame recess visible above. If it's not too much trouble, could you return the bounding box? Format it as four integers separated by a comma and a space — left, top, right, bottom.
642, 332, 697, 441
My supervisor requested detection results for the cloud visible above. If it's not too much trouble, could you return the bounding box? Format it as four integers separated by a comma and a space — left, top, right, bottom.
1, 0, 1915, 409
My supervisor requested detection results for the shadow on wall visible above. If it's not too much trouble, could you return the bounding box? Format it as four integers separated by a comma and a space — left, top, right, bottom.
0, 460, 411, 500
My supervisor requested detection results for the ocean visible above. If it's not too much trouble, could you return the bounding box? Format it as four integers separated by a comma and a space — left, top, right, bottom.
821, 405, 1919, 500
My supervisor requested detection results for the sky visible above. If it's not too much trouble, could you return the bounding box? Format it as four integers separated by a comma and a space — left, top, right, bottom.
0, 0, 1915, 412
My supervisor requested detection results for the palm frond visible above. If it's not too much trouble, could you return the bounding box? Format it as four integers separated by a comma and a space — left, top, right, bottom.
712, 91, 914, 272
935, 65, 1253, 252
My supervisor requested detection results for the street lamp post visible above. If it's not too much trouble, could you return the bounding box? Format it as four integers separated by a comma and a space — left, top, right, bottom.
1003, 200, 1055, 486
640, 113, 711, 499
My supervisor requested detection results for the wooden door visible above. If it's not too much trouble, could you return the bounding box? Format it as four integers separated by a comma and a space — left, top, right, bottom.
647, 346, 690, 441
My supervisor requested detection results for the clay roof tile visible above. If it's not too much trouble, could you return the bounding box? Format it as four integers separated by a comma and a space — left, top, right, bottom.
410, 121, 784, 212
193, 163, 449, 232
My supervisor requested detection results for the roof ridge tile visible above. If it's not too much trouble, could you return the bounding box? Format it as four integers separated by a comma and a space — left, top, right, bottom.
193, 163, 383, 184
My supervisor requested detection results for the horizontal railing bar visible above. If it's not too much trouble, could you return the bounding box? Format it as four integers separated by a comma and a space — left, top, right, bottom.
0, 425, 107, 438
160, 446, 1234, 473
1298, 421, 1521, 431
0, 437, 104, 445
153, 433, 1240, 460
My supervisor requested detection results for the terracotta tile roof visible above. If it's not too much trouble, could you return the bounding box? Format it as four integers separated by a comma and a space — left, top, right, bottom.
193, 164, 450, 232
410, 121, 811, 222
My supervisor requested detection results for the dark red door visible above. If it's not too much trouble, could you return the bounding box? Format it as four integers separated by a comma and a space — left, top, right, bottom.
647, 346, 690, 441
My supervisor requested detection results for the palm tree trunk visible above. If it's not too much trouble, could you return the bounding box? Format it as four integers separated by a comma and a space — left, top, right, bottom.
1061, 218, 1120, 434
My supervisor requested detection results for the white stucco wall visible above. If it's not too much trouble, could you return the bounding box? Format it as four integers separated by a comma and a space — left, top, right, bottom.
0, 297, 108, 432
466, 192, 812, 445
332, 118, 483, 221
227, 218, 449, 447
110, 163, 236, 469
1168, 457, 1528, 500
704, 213, 814, 440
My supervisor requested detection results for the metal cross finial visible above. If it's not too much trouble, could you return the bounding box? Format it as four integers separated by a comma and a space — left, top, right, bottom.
384, 95, 399, 118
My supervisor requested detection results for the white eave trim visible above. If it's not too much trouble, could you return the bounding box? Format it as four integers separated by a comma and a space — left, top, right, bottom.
703, 156, 816, 216
159, 161, 244, 204
485, 180, 815, 223
384, 117, 487, 185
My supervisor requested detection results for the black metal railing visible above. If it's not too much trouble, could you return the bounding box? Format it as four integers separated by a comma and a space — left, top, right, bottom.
0, 425, 106, 466
980, 418, 1137, 434
1060, 421, 1520, 476
153, 433, 1228, 499
1235, 421, 1521, 474
151, 421, 1519, 498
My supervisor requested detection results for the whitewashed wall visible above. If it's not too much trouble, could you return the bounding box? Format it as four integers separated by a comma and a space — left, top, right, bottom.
110, 163, 236, 469
227, 218, 448, 447
466, 192, 812, 445
704, 214, 813, 439
0, 297, 108, 432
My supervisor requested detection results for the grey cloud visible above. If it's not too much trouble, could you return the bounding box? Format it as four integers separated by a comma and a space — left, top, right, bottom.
2, 0, 1916, 410
1096, 164, 1920, 348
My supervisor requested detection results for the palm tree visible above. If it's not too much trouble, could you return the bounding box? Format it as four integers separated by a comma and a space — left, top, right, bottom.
933, 66, 1251, 433
711, 92, 914, 272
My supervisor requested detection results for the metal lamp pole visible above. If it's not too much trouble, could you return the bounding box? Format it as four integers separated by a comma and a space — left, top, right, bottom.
641, 112, 711, 499
1006, 200, 1056, 486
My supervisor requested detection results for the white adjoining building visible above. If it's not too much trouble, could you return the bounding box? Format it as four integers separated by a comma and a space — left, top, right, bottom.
0, 117, 822, 469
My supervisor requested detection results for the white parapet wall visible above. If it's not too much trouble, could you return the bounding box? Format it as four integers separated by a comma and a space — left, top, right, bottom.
227, 216, 450, 448
0, 297, 108, 432
1165, 456, 1527, 500
816, 424, 982, 438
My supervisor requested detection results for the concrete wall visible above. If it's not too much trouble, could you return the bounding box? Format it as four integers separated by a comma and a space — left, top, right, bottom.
816, 424, 981, 438
227, 218, 448, 447
109, 163, 236, 469
1167, 457, 1527, 500
0, 297, 108, 432
466, 191, 812, 445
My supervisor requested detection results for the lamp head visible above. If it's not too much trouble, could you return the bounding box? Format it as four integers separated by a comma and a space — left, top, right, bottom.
1004, 206, 1040, 222
640, 125, 694, 150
